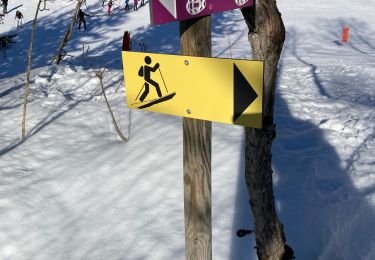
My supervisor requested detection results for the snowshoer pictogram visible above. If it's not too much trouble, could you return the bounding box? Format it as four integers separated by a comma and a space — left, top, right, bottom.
135, 56, 176, 109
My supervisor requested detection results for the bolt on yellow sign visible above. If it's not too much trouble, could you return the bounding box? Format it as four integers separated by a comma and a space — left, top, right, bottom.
122, 51, 263, 128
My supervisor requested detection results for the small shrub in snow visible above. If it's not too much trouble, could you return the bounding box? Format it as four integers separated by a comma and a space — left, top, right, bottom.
0, 34, 16, 57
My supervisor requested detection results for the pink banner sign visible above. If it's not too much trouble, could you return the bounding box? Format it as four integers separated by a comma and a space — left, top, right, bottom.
150, 0, 254, 25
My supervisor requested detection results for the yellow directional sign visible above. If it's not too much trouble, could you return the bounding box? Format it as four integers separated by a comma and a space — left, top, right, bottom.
122, 51, 263, 128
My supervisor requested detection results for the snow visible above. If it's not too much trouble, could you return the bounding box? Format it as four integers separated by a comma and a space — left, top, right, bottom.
1, 0, 374, 259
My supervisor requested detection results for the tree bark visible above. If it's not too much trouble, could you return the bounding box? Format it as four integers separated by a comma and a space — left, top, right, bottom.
180, 16, 212, 260
241, 1, 291, 259
22, 0, 43, 139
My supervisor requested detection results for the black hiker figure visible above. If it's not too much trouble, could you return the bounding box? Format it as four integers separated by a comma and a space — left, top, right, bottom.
138, 56, 162, 102
2, 0, 8, 14
77, 9, 89, 30
15, 10, 23, 28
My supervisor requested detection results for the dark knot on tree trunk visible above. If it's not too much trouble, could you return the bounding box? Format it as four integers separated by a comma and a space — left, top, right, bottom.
264, 123, 276, 140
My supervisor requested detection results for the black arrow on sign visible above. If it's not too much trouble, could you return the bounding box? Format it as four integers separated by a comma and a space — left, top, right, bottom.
233, 64, 258, 123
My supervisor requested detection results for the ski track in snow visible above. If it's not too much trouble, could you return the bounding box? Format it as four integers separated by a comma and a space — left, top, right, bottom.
1, 0, 375, 259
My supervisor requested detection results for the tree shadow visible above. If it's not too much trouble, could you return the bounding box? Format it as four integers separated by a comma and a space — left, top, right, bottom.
288, 28, 332, 99
0, 82, 23, 98
119, 9, 250, 57
6, 4, 23, 14
0, 3, 249, 159
0, 1, 132, 79
0, 67, 122, 157
290, 17, 375, 57
0, 3, 248, 81
229, 137, 258, 259
334, 18, 374, 54
288, 25, 375, 107
272, 80, 375, 259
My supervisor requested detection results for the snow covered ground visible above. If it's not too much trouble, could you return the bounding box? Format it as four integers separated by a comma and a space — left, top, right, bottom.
0, 0, 374, 259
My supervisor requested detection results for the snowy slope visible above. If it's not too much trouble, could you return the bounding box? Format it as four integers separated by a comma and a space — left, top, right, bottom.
1, 0, 374, 259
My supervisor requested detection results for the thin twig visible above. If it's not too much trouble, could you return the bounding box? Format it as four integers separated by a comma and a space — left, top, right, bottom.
85, 45, 89, 64
227, 33, 233, 59
115, 77, 124, 93
95, 69, 128, 142
55, 0, 85, 65
82, 44, 85, 65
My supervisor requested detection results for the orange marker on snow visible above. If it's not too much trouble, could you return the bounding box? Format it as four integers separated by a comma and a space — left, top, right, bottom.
342, 27, 350, 43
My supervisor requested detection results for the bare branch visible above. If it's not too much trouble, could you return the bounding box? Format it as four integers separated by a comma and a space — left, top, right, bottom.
95, 70, 128, 143
55, 0, 85, 65
22, 0, 43, 139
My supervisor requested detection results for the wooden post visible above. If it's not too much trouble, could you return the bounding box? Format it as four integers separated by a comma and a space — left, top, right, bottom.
180, 16, 212, 260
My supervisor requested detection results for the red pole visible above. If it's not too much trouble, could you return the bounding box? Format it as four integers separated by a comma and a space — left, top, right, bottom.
342, 27, 350, 43
122, 31, 131, 51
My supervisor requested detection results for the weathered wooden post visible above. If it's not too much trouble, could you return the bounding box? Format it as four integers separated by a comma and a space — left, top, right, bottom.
180, 16, 212, 260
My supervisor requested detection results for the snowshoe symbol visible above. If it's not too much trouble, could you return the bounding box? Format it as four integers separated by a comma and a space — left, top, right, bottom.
134, 56, 176, 108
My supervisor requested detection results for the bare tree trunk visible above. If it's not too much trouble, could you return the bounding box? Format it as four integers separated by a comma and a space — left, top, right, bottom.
55, 0, 84, 65
22, 0, 43, 139
241, 1, 293, 259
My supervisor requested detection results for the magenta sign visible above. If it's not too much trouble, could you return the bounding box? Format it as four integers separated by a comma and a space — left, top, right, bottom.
150, 0, 254, 25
